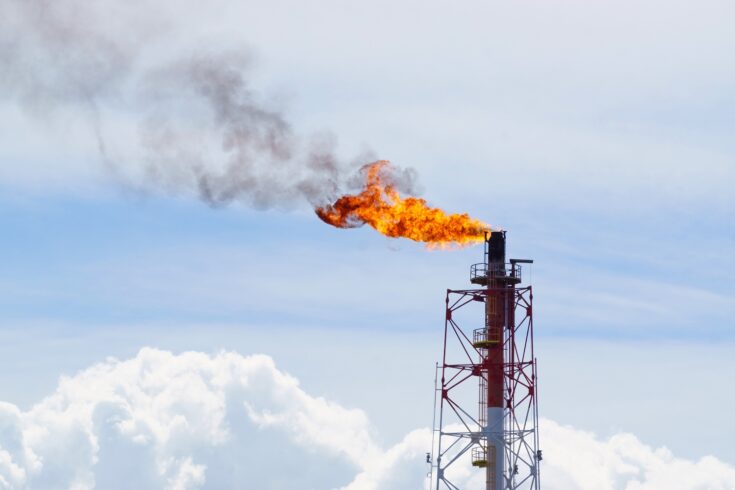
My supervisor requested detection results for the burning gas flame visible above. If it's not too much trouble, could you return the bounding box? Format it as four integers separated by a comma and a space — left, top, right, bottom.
316, 160, 489, 247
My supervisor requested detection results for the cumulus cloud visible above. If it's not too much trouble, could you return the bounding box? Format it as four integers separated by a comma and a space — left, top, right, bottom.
0, 348, 733, 490
541, 419, 735, 490
0, 348, 371, 489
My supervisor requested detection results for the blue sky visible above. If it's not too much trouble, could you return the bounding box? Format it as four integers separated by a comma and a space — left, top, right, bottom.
0, 0, 734, 488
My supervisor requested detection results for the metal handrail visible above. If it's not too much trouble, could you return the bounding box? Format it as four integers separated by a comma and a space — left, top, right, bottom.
470, 262, 522, 282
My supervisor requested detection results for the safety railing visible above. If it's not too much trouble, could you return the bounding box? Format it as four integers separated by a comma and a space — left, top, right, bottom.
470, 262, 522, 283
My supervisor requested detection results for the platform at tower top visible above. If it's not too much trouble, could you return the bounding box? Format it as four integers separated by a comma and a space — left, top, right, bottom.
469, 262, 523, 286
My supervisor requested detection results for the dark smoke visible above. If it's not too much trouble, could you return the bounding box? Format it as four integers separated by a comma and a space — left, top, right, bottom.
0, 0, 419, 209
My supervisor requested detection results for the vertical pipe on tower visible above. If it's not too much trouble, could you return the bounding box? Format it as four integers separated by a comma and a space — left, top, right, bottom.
486, 231, 506, 490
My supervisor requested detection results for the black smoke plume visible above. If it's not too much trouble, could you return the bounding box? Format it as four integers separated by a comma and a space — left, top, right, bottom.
0, 0, 416, 209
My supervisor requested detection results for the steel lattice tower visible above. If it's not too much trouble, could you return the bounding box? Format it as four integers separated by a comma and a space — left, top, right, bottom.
430, 231, 541, 490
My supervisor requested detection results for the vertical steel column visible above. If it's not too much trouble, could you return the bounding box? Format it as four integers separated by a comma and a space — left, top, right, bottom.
485, 232, 506, 490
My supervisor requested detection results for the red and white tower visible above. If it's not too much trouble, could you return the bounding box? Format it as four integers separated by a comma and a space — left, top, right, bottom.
431, 231, 541, 490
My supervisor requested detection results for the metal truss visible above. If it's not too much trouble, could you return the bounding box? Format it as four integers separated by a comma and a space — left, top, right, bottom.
430, 285, 541, 490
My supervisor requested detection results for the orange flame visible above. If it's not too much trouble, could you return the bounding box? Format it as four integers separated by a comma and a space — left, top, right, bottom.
316, 160, 489, 247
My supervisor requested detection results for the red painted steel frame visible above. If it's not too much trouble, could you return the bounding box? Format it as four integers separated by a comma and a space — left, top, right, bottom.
432, 281, 541, 490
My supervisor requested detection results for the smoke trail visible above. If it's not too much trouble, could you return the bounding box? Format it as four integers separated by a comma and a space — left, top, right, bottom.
0, 0, 417, 209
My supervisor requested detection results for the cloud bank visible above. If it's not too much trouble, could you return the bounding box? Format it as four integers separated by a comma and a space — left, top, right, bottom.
0, 348, 733, 489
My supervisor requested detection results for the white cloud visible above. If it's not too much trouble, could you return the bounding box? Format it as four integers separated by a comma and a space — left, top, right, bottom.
0, 348, 368, 489
541, 419, 735, 490
0, 348, 733, 489
344, 429, 432, 490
